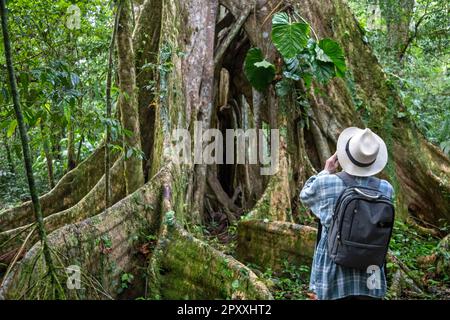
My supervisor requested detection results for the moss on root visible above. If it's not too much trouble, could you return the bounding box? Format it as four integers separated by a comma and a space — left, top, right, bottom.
0, 158, 126, 263
0, 179, 162, 299
236, 220, 316, 273
147, 221, 272, 300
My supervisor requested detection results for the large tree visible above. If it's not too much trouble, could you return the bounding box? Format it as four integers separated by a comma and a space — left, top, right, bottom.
0, 0, 449, 299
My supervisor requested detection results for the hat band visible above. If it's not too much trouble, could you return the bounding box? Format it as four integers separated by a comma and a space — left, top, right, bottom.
345, 138, 377, 168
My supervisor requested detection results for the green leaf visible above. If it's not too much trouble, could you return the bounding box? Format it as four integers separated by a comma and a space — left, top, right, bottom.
126, 147, 133, 159
254, 60, 273, 69
312, 60, 336, 84
7, 119, 17, 138
318, 39, 346, 77
285, 57, 300, 73
282, 57, 301, 81
315, 45, 332, 63
275, 78, 292, 97
244, 48, 275, 92
271, 12, 310, 59
70, 73, 80, 87
302, 73, 312, 88
64, 105, 71, 123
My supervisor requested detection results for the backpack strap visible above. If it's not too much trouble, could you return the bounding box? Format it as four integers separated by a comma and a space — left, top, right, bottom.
367, 176, 381, 189
336, 171, 357, 187
315, 219, 322, 249
336, 171, 381, 190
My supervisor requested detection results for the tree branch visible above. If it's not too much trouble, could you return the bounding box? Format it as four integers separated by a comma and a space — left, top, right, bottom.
214, 6, 251, 67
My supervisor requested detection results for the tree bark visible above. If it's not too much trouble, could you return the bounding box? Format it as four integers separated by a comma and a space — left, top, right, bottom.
117, 0, 144, 195
133, 0, 163, 180
0, 145, 118, 232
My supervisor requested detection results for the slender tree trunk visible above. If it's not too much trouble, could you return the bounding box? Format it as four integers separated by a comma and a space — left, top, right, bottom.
41, 124, 55, 189
133, 0, 163, 181
76, 134, 84, 164
50, 121, 62, 164
0, 0, 59, 295
117, 0, 144, 194
105, 3, 121, 209
66, 113, 76, 172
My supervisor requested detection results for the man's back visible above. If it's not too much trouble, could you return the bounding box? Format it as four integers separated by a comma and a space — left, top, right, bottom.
300, 171, 394, 228
300, 170, 394, 300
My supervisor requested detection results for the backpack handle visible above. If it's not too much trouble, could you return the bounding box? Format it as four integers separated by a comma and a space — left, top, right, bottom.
354, 188, 381, 199
336, 171, 381, 189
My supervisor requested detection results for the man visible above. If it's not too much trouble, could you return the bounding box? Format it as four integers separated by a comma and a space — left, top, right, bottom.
300, 127, 394, 300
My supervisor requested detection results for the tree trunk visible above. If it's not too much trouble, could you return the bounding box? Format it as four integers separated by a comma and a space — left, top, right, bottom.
379, 0, 415, 62
66, 108, 77, 172
105, 3, 120, 211
133, 0, 163, 181
117, 0, 144, 194
1, 0, 449, 300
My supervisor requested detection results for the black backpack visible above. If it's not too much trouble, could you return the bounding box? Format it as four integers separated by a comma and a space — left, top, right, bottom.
318, 172, 395, 270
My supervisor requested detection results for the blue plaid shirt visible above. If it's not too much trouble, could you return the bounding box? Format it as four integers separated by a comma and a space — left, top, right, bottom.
300, 170, 394, 300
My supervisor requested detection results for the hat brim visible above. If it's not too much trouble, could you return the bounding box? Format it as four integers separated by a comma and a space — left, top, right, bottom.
336, 127, 388, 177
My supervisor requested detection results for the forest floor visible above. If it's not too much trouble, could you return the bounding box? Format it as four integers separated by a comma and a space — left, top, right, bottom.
202, 218, 450, 300
0, 192, 449, 300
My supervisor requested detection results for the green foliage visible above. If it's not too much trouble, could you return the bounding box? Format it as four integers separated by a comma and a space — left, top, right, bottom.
347, 0, 450, 155
244, 11, 347, 100
259, 260, 311, 300
164, 210, 176, 226
317, 39, 347, 77
119, 272, 134, 292
271, 12, 310, 59
244, 48, 276, 92
389, 220, 450, 296
0, 0, 113, 206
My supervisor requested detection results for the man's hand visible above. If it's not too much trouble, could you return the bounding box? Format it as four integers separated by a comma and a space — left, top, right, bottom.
324, 153, 339, 174
307, 292, 318, 300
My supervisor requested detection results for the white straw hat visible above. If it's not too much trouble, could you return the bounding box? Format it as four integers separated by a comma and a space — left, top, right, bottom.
336, 127, 388, 177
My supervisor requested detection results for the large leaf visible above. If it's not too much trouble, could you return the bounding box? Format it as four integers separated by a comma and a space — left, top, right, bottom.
318, 39, 346, 77
244, 48, 275, 92
271, 12, 310, 59
312, 60, 336, 84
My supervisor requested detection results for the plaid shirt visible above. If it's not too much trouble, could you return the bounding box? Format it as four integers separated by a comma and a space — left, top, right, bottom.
300, 170, 394, 300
